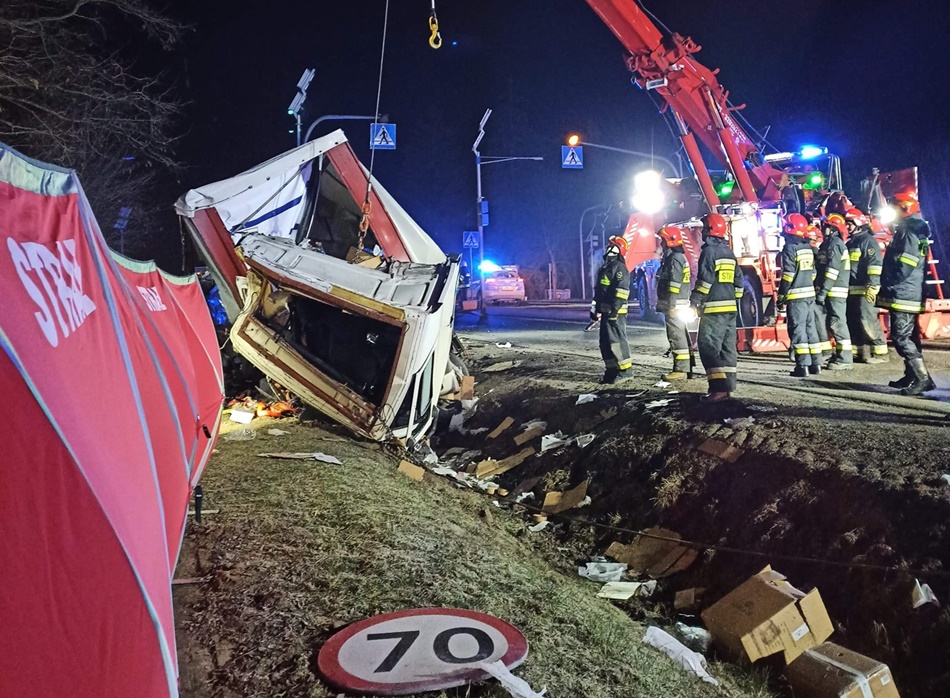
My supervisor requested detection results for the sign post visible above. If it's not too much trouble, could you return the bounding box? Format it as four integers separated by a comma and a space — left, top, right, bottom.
370, 123, 397, 150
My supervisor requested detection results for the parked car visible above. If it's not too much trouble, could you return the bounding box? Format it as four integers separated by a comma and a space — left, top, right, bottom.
472, 266, 526, 304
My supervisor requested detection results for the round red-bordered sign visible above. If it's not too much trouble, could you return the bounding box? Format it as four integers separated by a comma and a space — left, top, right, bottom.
318, 607, 529, 695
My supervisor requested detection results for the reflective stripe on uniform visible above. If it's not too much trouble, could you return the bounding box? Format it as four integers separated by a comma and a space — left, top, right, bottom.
702, 300, 737, 313
782, 273, 795, 283
599, 277, 611, 285
617, 306, 628, 314
809, 344, 823, 355
618, 360, 632, 370
849, 286, 868, 295
706, 367, 726, 379
819, 341, 833, 352
872, 345, 888, 355
674, 352, 691, 361
898, 253, 919, 267
786, 288, 816, 299
828, 288, 848, 298
826, 268, 840, 280
669, 282, 681, 292
839, 340, 853, 350
849, 250, 861, 262
883, 300, 923, 313
696, 281, 712, 294
735, 289, 744, 298
793, 344, 810, 355
867, 264, 883, 275
615, 288, 630, 299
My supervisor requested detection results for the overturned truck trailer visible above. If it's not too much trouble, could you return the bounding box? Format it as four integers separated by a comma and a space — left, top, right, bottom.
176, 130, 460, 444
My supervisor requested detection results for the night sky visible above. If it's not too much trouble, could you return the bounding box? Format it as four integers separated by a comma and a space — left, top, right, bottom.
171, 0, 950, 284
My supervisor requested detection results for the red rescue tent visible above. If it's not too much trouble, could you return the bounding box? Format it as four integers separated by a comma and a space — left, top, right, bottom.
0, 144, 223, 696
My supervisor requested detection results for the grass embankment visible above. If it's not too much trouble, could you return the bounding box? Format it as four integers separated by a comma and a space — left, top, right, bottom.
175, 419, 774, 698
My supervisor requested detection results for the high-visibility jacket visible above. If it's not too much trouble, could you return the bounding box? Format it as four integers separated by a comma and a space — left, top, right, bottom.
815, 233, 850, 300
777, 237, 816, 302
655, 247, 690, 312
689, 237, 743, 314
847, 229, 883, 294
877, 216, 930, 314
594, 254, 630, 317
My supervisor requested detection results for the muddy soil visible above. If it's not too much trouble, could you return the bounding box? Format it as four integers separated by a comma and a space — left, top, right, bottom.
441, 339, 950, 697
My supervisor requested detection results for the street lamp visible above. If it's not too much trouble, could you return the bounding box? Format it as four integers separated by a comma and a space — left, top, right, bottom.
632, 170, 666, 215
566, 134, 682, 178
303, 113, 387, 144
473, 108, 543, 316
287, 69, 315, 146
578, 203, 610, 300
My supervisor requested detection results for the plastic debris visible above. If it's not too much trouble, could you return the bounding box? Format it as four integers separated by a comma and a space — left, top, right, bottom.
747, 404, 778, 413
223, 428, 256, 441
941, 474, 950, 486
625, 391, 648, 398
228, 408, 255, 424
643, 626, 718, 685
476, 660, 546, 698
645, 399, 674, 410
578, 561, 628, 583
528, 520, 550, 532
515, 492, 535, 504
723, 416, 755, 428
520, 420, 548, 432
913, 579, 940, 608
576, 393, 598, 405
668, 390, 681, 395
597, 580, 656, 600
541, 432, 570, 452
654, 380, 671, 388
674, 622, 713, 653
577, 495, 592, 508
495, 342, 513, 348
484, 360, 522, 373
257, 452, 342, 464
575, 434, 595, 448
266, 428, 290, 436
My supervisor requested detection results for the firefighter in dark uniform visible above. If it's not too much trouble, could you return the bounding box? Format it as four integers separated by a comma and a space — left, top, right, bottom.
778, 213, 822, 377
592, 235, 632, 383
846, 209, 888, 363
877, 192, 935, 395
655, 225, 693, 380
808, 218, 833, 364
814, 213, 853, 369
689, 213, 743, 401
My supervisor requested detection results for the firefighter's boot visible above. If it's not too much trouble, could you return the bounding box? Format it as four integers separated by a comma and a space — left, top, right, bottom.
600, 369, 619, 385
808, 364, 822, 375
663, 371, 688, 381
900, 358, 936, 396
854, 345, 869, 363
888, 362, 915, 389
790, 366, 808, 378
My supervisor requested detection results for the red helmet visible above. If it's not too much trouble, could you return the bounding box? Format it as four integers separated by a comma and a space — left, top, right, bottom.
607, 235, 629, 256
659, 225, 685, 247
844, 208, 869, 228
823, 213, 847, 235
783, 213, 809, 238
892, 191, 920, 217
702, 213, 728, 238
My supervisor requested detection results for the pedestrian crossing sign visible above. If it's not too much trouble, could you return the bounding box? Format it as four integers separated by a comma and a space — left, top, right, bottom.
370, 123, 396, 150
463, 231, 479, 249
562, 145, 583, 169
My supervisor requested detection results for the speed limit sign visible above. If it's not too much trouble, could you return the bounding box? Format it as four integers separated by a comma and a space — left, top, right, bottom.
318, 608, 529, 695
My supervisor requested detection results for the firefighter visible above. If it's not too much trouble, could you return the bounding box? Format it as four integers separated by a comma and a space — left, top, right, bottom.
655, 225, 692, 380
845, 208, 888, 363
877, 192, 935, 395
778, 213, 822, 377
810, 216, 833, 364
689, 213, 743, 401
815, 213, 853, 368
592, 235, 632, 383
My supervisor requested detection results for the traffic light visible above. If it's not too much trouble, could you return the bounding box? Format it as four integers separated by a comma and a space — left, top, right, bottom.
717, 180, 735, 198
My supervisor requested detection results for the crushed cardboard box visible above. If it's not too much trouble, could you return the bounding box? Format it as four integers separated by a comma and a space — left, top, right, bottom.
542, 480, 589, 514
488, 416, 515, 439
514, 427, 543, 446
698, 438, 744, 463
345, 247, 385, 269
475, 447, 536, 479
606, 528, 698, 579
397, 460, 426, 482
460, 376, 475, 401
701, 566, 833, 665
787, 642, 900, 698
674, 587, 706, 613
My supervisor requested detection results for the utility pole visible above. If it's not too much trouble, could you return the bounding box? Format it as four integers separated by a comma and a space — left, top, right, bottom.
473, 109, 491, 317
287, 68, 315, 146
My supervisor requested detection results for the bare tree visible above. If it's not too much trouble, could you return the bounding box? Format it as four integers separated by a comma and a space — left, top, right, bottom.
0, 0, 183, 251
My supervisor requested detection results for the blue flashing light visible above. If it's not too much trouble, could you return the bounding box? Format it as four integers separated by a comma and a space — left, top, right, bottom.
452, 40, 458, 46
479, 260, 501, 273
799, 145, 827, 160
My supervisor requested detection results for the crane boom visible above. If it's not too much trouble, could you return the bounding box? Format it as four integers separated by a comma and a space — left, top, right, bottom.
584, 0, 786, 206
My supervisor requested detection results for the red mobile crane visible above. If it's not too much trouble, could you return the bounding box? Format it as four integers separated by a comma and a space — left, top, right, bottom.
582, 0, 950, 348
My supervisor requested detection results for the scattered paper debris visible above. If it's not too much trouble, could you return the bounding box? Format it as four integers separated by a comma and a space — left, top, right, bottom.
475, 447, 536, 478
643, 626, 718, 685
515, 492, 535, 504
578, 561, 628, 583
257, 452, 342, 464
577, 495, 592, 508
223, 428, 256, 441
645, 399, 674, 410
747, 404, 777, 413
398, 460, 426, 481
488, 416, 516, 439
432, 467, 462, 479
597, 580, 657, 600
913, 579, 940, 608
514, 427, 543, 446
625, 391, 648, 398
941, 473, 950, 486
528, 520, 550, 533
520, 420, 547, 432
606, 528, 698, 578
654, 380, 671, 388
266, 428, 290, 436
575, 434, 595, 448
542, 480, 589, 514
668, 390, 681, 395
476, 660, 546, 698
674, 623, 712, 653
495, 342, 513, 348
599, 407, 619, 421
698, 438, 744, 463
492, 500, 502, 508
228, 408, 255, 424
484, 360, 522, 373
541, 432, 570, 452
723, 416, 755, 428
576, 393, 598, 405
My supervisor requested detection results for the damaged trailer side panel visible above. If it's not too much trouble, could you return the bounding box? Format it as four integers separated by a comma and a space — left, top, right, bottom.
176, 130, 460, 444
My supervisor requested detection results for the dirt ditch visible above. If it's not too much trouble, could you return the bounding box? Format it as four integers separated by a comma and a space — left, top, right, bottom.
439, 350, 950, 697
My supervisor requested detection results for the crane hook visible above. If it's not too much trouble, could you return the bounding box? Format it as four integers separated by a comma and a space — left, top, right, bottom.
428, 1, 442, 49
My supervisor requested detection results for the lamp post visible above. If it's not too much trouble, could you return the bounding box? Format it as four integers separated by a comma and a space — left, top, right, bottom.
473, 108, 543, 316
578, 203, 611, 301
303, 113, 387, 144
287, 69, 315, 146
568, 136, 682, 178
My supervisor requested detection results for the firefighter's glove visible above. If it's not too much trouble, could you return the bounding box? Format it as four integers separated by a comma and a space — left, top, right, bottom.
865, 286, 879, 303
816, 292, 827, 305
589, 301, 598, 322
777, 299, 787, 313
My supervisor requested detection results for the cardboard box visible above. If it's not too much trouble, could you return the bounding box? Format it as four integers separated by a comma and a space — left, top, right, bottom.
345, 247, 384, 269
787, 642, 900, 698
701, 566, 833, 664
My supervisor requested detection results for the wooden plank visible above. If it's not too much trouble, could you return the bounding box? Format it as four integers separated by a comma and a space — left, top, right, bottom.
514, 427, 541, 446
460, 375, 475, 401
475, 447, 536, 479
487, 416, 515, 439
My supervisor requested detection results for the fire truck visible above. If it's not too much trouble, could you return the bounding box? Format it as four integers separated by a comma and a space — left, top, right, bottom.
582, 0, 950, 350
